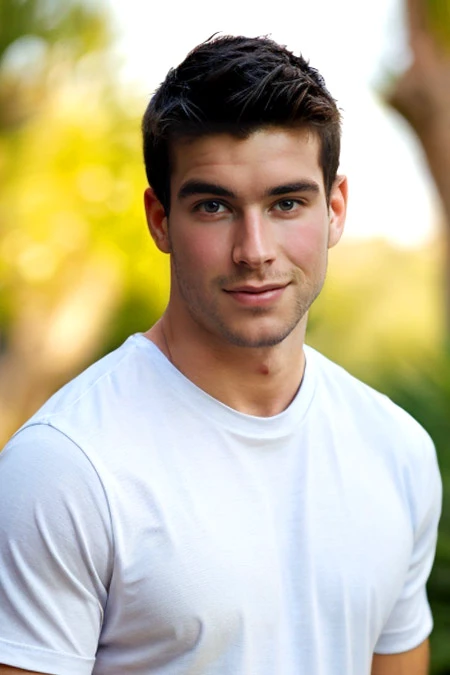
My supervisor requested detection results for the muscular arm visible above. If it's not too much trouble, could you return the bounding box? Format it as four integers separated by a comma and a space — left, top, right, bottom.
371, 639, 429, 675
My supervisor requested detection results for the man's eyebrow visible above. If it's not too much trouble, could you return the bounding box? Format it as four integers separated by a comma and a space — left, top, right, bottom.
268, 181, 320, 197
177, 179, 320, 201
178, 181, 236, 200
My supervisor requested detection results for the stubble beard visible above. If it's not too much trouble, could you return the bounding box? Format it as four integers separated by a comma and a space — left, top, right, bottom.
171, 254, 327, 349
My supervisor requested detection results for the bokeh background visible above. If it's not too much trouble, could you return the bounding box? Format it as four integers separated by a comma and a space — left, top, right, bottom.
1, 0, 450, 670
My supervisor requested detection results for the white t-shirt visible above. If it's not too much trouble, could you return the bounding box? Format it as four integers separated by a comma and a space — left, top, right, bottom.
0, 335, 442, 675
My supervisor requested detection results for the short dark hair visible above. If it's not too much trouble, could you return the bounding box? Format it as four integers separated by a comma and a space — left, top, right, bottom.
142, 35, 341, 213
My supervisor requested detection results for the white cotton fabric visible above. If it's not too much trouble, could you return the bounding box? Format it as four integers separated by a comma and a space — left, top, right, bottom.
0, 334, 442, 675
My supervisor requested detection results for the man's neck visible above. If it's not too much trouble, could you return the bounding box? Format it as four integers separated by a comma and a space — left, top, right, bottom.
144, 316, 306, 418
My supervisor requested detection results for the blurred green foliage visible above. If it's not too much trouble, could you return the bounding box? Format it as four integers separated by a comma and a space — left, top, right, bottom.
427, 0, 450, 51
0, 0, 112, 130
0, 0, 170, 438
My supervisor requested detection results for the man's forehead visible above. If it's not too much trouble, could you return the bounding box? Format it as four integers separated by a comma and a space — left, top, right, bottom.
169, 126, 322, 183
170, 124, 318, 151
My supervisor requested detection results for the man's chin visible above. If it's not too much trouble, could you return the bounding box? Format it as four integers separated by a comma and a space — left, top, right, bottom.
218, 324, 299, 349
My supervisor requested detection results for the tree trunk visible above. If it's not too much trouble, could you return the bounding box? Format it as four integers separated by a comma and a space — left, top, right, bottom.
387, 0, 450, 338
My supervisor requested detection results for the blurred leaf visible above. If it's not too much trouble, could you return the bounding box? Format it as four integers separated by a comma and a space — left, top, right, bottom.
426, 0, 450, 50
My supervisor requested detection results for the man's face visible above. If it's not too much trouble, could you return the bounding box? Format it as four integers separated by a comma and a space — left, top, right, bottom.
147, 127, 347, 349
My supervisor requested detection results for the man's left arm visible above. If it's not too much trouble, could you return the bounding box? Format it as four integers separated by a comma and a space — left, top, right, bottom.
371, 638, 429, 675
372, 425, 441, 674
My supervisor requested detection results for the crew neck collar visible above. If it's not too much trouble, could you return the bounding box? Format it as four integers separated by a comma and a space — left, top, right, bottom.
129, 333, 316, 439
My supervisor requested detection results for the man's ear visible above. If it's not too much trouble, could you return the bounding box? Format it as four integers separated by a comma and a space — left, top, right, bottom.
144, 188, 171, 253
327, 175, 348, 249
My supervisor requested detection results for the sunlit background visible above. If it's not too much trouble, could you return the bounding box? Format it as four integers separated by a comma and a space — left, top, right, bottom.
1, 0, 450, 671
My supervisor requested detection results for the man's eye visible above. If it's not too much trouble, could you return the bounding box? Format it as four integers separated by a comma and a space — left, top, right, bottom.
197, 201, 225, 214
276, 199, 299, 212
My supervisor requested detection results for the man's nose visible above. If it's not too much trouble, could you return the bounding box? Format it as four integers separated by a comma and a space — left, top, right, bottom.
231, 211, 276, 268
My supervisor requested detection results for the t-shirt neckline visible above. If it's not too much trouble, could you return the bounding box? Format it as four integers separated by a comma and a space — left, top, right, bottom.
129, 333, 316, 438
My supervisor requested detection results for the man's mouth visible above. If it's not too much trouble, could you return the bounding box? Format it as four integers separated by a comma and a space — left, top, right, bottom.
223, 283, 289, 305
225, 284, 286, 293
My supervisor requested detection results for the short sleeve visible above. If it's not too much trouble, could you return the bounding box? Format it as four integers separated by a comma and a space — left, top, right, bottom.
374, 431, 442, 654
0, 423, 113, 675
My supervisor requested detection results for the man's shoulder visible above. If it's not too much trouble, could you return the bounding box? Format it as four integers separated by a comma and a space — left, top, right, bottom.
306, 343, 405, 410
305, 345, 434, 452
17, 334, 167, 446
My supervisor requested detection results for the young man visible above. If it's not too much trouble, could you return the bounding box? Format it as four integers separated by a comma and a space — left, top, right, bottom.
0, 36, 441, 675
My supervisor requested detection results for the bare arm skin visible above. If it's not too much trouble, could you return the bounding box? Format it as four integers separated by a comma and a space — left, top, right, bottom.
371, 639, 429, 675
